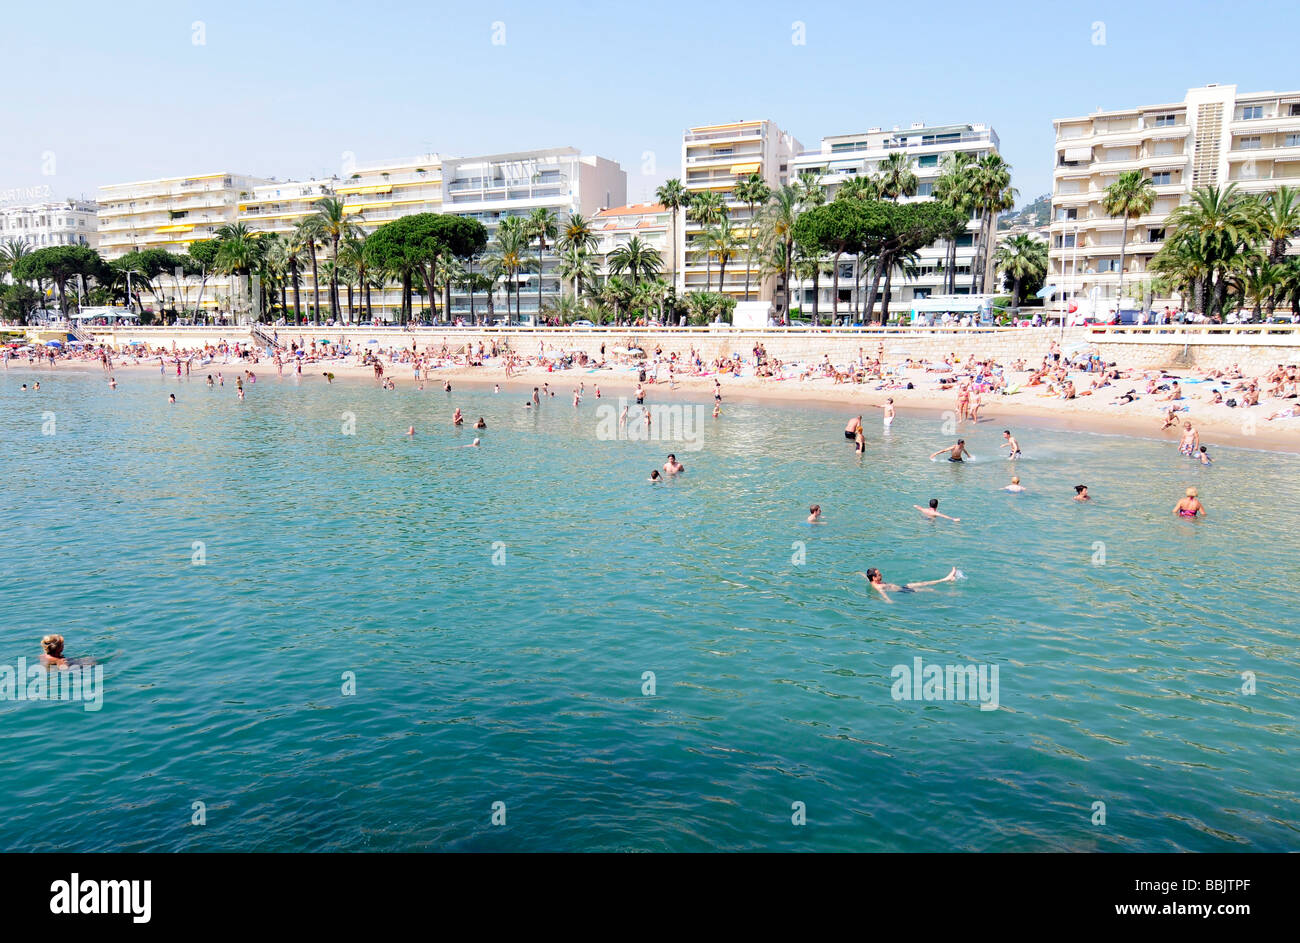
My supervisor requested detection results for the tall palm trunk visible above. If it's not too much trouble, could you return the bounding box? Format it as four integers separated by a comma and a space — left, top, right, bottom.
864, 258, 884, 323
536, 245, 544, 318
1116, 216, 1130, 308
290, 259, 301, 321
811, 267, 820, 323
742, 204, 754, 301
717, 255, 728, 296
308, 243, 320, 323
330, 234, 340, 321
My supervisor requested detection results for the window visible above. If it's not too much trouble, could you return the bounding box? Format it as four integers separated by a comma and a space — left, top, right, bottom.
1056, 207, 1077, 221
1055, 234, 1076, 249
1096, 259, 1120, 273
1286, 134, 1300, 147
955, 233, 974, 247
1290, 104, 1300, 116
1239, 136, 1262, 150
1153, 140, 1178, 156
1148, 228, 1166, 242
916, 182, 934, 197
1150, 171, 1172, 185
917, 154, 938, 168
1239, 105, 1263, 120
1152, 113, 1177, 127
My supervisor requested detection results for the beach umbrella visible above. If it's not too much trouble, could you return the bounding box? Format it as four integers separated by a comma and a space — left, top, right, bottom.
367, 339, 380, 346
45, 340, 63, 347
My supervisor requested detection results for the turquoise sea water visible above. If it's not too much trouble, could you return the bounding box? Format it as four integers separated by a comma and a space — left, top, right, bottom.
1, 365, 1297, 852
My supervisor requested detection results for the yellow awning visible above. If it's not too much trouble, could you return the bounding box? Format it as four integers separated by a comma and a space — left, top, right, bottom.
336, 184, 393, 195
730, 162, 761, 175
156, 224, 195, 233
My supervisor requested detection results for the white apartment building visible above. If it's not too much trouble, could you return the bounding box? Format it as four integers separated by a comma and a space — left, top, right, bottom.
1050, 84, 1300, 311
97, 172, 271, 260
679, 120, 802, 307
440, 147, 626, 319
0, 198, 98, 251
788, 122, 1000, 317
590, 202, 672, 276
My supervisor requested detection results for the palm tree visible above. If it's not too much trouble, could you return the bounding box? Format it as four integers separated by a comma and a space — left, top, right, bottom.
792, 245, 822, 324
1159, 184, 1256, 318
1256, 186, 1300, 264
795, 170, 826, 207
213, 222, 266, 320
758, 184, 804, 320
557, 246, 597, 303
701, 219, 741, 293
608, 236, 663, 286
490, 216, 530, 324
0, 238, 32, 282
1102, 170, 1157, 308
556, 213, 598, 298
932, 152, 977, 294
656, 179, 689, 292
734, 173, 772, 301
293, 216, 325, 323
599, 276, 634, 322
687, 191, 727, 291
994, 234, 1049, 308
525, 207, 558, 320
969, 154, 1017, 294
876, 152, 919, 201
336, 232, 370, 322
311, 197, 361, 322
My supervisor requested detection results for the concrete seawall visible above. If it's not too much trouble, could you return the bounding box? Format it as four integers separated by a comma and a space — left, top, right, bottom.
77, 324, 1300, 375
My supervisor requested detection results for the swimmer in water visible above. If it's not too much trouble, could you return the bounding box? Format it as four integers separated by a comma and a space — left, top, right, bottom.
465, 438, 481, 448
494, 384, 500, 394
444, 380, 452, 392
879, 399, 895, 428
1005, 476, 1025, 493
40, 634, 68, 668
929, 439, 972, 462
323, 372, 335, 383
1073, 484, 1091, 502
663, 454, 684, 475
108, 376, 117, 389
712, 404, 721, 418
1177, 420, 1199, 456
475, 417, 486, 429
808, 504, 823, 524
168, 393, 176, 404
1174, 486, 1205, 518
649, 469, 662, 483
1198, 445, 1212, 465
914, 498, 960, 522
407, 426, 415, 436
1000, 430, 1021, 459
452, 408, 464, 425
858, 566, 959, 603
845, 415, 862, 440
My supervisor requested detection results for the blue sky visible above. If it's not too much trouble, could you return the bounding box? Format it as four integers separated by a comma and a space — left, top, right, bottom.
3, 0, 1296, 208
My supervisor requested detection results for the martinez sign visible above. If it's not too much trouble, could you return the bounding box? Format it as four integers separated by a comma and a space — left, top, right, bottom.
0, 184, 54, 204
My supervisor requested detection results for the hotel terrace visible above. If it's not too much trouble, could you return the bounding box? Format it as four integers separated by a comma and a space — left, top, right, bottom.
1050, 84, 1300, 311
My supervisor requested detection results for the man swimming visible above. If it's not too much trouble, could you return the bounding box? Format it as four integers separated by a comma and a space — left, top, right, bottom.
858, 566, 960, 604
40, 634, 68, 668
808, 504, 823, 523
1000, 430, 1021, 459
844, 415, 862, 440
1005, 476, 1025, 493
1074, 484, 1091, 502
929, 439, 972, 462
663, 454, 684, 474
914, 498, 960, 522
